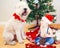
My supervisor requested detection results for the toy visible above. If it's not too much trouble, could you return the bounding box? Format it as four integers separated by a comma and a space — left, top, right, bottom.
35, 14, 55, 46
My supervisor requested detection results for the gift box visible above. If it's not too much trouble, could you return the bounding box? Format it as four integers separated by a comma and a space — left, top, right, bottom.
25, 43, 56, 48
25, 43, 32, 48
25, 43, 37, 48
47, 45, 56, 48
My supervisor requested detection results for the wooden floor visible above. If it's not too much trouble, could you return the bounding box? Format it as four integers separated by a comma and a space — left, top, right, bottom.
0, 25, 60, 48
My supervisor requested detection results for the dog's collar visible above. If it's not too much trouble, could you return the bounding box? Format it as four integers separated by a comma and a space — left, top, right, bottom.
13, 13, 26, 22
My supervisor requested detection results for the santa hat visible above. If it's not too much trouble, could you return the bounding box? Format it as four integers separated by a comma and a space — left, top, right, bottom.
42, 14, 54, 24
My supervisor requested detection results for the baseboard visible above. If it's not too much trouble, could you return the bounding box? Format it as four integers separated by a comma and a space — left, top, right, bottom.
0, 22, 6, 25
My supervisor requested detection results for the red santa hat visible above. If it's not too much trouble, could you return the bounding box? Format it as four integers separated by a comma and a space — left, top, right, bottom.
42, 14, 54, 24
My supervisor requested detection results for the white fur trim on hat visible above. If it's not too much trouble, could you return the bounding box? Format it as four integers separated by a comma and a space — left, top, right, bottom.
42, 16, 52, 24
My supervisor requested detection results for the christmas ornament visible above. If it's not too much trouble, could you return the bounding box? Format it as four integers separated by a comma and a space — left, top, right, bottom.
47, 1, 51, 6
26, 27, 40, 42
34, 0, 39, 4
44, 3, 47, 5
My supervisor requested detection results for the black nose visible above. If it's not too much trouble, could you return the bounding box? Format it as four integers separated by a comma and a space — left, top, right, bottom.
24, 8, 27, 10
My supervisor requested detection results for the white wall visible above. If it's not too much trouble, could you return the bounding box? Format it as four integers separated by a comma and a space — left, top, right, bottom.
0, 0, 20, 22
53, 0, 60, 23
0, 0, 60, 24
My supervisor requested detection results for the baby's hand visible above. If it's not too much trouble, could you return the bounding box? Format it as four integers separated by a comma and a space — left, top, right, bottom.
40, 34, 47, 38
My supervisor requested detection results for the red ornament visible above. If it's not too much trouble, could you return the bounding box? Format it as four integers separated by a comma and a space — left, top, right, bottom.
13, 13, 25, 22
26, 27, 40, 42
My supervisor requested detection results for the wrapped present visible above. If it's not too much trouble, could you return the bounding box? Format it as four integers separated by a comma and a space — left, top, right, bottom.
25, 43, 56, 48
47, 45, 56, 48
25, 43, 41, 48
25, 43, 37, 48
25, 43, 32, 48
26, 27, 40, 42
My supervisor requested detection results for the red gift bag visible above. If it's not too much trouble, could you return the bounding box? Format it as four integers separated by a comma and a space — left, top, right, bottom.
26, 27, 40, 42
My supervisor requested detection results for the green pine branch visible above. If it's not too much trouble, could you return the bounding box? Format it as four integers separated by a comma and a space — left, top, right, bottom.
26, 0, 56, 22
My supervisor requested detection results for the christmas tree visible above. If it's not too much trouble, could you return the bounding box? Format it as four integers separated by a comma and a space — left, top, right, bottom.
26, 0, 56, 29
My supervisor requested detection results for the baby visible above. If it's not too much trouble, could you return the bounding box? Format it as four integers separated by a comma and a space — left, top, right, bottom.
35, 14, 55, 47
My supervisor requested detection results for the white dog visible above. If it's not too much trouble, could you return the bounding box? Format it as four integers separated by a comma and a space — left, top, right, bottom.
3, 0, 31, 45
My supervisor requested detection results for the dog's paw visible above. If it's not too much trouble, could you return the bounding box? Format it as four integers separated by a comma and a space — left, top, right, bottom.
5, 41, 16, 45
22, 36, 27, 40
18, 40, 24, 44
4, 42, 8, 45
19, 42, 24, 44
10, 41, 16, 45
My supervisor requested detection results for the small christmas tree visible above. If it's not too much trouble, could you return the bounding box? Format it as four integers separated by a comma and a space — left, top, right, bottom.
26, 0, 56, 29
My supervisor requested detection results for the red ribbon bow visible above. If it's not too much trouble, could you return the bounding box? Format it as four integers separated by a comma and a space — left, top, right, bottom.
13, 13, 26, 22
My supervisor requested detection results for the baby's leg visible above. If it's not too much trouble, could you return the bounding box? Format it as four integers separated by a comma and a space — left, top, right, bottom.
45, 37, 54, 45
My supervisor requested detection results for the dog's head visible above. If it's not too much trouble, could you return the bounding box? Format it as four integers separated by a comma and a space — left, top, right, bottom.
15, 0, 31, 20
